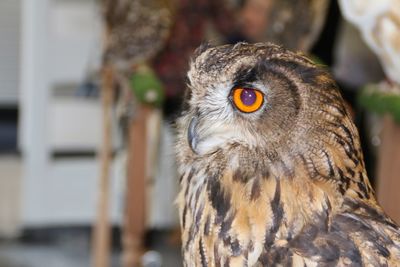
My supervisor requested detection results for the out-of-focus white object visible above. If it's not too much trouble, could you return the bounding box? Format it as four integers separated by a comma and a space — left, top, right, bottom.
142, 251, 162, 267
338, 0, 400, 84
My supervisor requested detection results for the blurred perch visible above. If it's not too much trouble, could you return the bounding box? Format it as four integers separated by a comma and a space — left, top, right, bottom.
92, 62, 114, 267
92, 0, 172, 266
377, 115, 400, 224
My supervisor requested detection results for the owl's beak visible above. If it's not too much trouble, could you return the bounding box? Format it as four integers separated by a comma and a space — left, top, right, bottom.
188, 115, 199, 153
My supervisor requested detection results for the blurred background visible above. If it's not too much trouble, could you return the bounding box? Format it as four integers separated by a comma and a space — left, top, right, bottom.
0, 0, 399, 266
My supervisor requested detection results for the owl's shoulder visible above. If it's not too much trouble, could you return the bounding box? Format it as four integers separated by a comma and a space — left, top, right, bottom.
258, 198, 400, 266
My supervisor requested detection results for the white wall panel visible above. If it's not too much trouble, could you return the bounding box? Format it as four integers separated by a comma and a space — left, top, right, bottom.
0, 0, 21, 105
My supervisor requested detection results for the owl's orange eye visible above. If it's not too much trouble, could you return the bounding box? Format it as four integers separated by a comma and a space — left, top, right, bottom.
232, 87, 264, 113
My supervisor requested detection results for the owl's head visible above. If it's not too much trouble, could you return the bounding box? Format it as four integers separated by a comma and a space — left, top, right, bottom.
177, 43, 350, 167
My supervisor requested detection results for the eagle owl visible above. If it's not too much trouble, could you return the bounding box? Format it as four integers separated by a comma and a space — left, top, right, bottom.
176, 43, 400, 266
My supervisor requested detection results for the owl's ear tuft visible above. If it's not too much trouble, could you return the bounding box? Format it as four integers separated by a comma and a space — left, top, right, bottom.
193, 42, 213, 59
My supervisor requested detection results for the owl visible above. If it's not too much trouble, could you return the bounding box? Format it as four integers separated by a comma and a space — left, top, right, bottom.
102, 0, 172, 66
176, 43, 400, 266
338, 0, 400, 84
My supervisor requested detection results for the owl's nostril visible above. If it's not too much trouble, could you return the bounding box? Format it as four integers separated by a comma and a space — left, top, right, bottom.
188, 115, 199, 153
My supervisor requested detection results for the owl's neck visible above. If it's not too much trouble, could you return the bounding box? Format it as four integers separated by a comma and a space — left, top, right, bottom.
213, 164, 336, 240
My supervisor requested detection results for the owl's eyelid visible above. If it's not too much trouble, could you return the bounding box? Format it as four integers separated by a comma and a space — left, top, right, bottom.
230, 82, 267, 95
231, 82, 255, 91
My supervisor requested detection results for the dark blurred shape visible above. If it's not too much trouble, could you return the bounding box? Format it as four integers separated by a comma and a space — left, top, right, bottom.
311, 0, 340, 66
76, 80, 100, 98
0, 109, 18, 153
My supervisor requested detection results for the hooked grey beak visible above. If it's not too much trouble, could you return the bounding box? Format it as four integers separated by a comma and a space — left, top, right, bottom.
188, 115, 199, 153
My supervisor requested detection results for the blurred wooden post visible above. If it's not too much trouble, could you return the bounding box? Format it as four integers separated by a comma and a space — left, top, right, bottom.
377, 115, 400, 224
92, 65, 114, 267
123, 104, 151, 267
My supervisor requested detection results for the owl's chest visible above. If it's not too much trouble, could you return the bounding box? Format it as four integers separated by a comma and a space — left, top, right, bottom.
178, 170, 303, 266
177, 163, 343, 266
